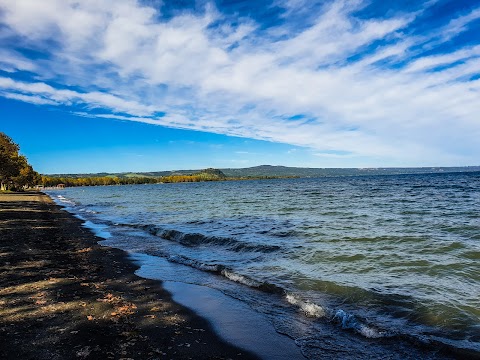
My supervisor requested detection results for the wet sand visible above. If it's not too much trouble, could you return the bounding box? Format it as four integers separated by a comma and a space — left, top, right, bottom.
0, 193, 259, 359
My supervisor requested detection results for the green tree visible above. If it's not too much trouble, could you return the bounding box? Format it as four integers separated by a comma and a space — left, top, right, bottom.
13, 162, 41, 189
0, 132, 40, 191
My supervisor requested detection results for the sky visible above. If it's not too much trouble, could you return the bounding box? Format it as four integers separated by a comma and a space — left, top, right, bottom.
0, 0, 479, 174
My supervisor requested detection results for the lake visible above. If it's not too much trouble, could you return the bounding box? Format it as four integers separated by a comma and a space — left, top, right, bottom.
47, 172, 480, 358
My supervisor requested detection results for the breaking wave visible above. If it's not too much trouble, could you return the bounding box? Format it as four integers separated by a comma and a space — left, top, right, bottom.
56, 194, 76, 205
146, 249, 385, 340
333, 309, 385, 338
159, 252, 284, 294
134, 224, 280, 253
285, 293, 326, 318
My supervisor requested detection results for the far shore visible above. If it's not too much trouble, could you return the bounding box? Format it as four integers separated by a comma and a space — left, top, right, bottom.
0, 192, 259, 359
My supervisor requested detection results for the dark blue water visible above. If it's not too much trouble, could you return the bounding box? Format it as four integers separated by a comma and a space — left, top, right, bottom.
47, 172, 480, 358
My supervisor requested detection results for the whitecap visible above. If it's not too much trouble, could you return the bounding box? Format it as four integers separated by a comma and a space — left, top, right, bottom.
286, 293, 325, 318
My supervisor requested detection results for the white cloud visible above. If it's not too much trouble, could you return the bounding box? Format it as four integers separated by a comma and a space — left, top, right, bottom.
0, 49, 37, 72
405, 45, 480, 73
0, 0, 479, 166
1, 92, 58, 105
0, 77, 156, 115
438, 7, 480, 43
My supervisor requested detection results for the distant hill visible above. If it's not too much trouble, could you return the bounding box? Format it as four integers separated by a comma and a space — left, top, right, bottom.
195, 168, 227, 179
46, 165, 480, 179
220, 165, 480, 177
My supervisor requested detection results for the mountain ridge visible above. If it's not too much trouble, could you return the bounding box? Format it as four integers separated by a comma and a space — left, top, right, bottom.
45, 165, 480, 178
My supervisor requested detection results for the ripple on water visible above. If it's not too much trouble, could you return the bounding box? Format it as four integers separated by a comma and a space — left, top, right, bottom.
45, 173, 480, 357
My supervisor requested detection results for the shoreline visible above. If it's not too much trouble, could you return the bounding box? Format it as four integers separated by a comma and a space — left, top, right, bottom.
0, 192, 260, 359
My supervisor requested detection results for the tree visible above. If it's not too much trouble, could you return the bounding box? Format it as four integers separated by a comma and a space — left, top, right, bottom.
0, 132, 19, 154
13, 162, 41, 189
0, 132, 40, 191
0, 136, 21, 190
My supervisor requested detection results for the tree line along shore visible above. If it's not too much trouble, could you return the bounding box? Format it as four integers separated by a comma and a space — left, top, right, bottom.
40, 169, 296, 187
1, 132, 294, 191
41, 168, 229, 187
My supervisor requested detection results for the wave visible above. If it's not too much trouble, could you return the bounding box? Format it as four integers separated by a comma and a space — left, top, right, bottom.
147, 248, 386, 340
78, 208, 98, 214
270, 230, 299, 238
82, 220, 112, 239
333, 309, 385, 338
145, 244, 479, 355
285, 293, 385, 338
222, 269, 265, 289
51, 195, 101, 215
56, 194, 76, 205
161, 253, 284, 294
167, 254, 224, 272
285, 293, 325, 318
133, 224, 281, 253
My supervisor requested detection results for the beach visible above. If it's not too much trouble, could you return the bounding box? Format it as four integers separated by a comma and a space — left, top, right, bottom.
0, 192, 259, 359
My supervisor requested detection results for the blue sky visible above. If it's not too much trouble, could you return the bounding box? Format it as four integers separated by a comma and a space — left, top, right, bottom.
0, 0, 479, 174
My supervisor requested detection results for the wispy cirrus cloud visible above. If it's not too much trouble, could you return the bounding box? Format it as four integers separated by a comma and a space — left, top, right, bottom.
0, 0, 479, 166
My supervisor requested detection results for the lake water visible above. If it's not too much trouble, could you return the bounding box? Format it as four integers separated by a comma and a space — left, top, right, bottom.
47, 172, 480, 359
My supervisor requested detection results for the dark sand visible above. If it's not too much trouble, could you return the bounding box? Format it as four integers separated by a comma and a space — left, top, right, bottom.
0, 193, 260, 359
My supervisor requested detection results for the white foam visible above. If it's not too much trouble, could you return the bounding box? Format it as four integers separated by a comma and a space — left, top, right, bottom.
82, 220, 112, 239
56, 195, 75, 205
78, 208, 97, 213
285, 293, 325, 318
358, 325, 383, 338
221, 269, 261, 288
334, 309, 384, 338
167, 255, 220, 272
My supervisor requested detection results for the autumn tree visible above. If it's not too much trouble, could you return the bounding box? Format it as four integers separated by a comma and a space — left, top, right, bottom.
0, 132, 40, 191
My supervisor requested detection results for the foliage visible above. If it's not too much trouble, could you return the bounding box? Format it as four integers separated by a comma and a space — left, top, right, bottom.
0, 132, 41, 191
41, 169, 228, 187
41, 176, 159, 187
161, 169, 226, 183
